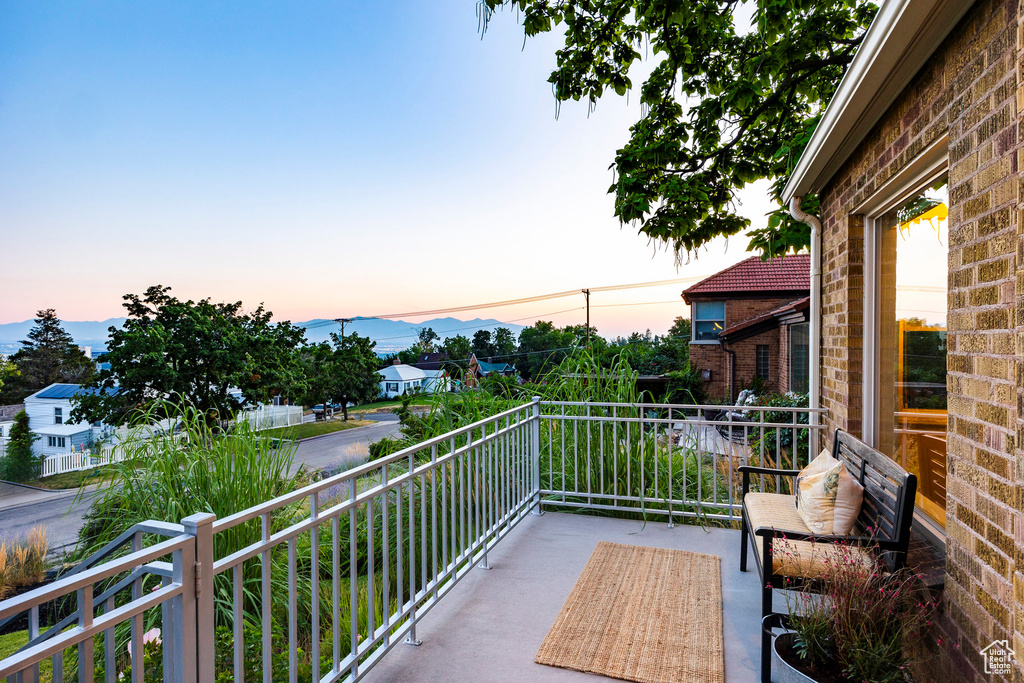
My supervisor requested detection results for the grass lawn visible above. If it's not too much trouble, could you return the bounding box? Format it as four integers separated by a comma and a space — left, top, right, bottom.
22, 468, 114, 490
347, 396, 432, 413
0, 630, 53, 680
262, 419, 373, 441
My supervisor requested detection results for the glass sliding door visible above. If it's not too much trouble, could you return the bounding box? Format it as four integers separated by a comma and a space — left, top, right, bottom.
876, 176, 948, 526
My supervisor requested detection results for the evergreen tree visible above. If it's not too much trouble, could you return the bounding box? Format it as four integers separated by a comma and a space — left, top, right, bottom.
1, 309, 93, 403
1, 411, 39, 482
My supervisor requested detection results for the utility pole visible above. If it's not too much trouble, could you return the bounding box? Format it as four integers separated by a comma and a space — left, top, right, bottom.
582, 289, 590, 348
334, 318, 352, 344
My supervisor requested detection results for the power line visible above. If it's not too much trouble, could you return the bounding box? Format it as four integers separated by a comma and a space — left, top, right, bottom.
370, 306, 584, 342
592, 300, 681, 308
350, 276, 702, 320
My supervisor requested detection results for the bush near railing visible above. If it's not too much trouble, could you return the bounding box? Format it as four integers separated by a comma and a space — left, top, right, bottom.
380, 350, 739, 524
0, 527, 48, 600
743, 391, 811, 496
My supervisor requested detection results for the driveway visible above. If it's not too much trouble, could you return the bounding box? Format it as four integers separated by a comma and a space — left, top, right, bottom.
0, 416, 403, 554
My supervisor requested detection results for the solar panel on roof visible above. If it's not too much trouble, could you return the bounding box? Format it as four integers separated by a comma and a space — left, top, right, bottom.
34, 384, 120, 399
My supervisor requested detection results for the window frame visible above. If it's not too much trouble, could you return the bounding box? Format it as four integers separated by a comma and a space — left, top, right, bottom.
692, 300, 726, 342
54, 407, 63, 425
755, 345, 770, 380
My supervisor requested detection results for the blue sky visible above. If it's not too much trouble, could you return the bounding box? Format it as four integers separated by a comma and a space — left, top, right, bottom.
0, 2, 772, 337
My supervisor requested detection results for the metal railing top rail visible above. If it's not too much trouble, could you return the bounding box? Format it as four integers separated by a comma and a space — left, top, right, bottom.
212, 400, 537, 534
0, 533, 192, 622
542, 414, 827, 429
539, 399, 827, 413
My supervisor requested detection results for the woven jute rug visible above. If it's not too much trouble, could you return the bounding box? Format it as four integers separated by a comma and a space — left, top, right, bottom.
535, 541, 725, 683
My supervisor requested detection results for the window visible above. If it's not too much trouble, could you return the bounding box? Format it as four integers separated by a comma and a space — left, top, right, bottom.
386, 382, 399, 393
693, 301, 726, 341
755, 345, 770, 380
54, 407, 63, 425
47, 436, 67, 449
789, 323, 809, 394
868, 173, 948, 527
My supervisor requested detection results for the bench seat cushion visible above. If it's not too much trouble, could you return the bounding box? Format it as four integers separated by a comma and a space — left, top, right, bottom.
745, 492, 873, 580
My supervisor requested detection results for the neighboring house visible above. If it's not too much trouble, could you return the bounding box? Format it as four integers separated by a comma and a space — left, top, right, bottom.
411, 352, 449, 371
377, 362, 426, 399
778, 0, 1018, 678
682, 255, 810, 401
465, 354, 516, 388
23, 384, 118, 458
411, 352, 454, 393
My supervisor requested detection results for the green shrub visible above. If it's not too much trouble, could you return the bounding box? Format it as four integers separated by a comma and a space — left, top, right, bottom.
0, 411, 40, 482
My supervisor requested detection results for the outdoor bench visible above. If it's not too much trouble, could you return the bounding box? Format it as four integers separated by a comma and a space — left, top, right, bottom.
738, 428, 918, 683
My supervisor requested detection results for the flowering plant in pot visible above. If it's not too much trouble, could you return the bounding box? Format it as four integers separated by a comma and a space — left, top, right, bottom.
775, 540, 938, 683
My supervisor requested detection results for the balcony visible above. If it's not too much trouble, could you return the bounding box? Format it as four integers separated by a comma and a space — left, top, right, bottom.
359, 512, 761, 682
0, 400, 820, 683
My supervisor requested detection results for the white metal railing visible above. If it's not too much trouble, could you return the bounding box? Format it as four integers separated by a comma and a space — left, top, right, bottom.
0, 398, 822, 682
208, 399, 538, 682
537, 401, 827, 523
0, 520, 203, 683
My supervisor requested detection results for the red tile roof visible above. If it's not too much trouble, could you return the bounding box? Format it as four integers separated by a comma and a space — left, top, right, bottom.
682, 255, 810, 302
719, 296, 811, 338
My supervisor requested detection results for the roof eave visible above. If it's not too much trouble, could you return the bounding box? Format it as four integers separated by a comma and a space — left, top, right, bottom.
782, 0, 974, 202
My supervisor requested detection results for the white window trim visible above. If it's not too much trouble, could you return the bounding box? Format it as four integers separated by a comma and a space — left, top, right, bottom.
860, 139, 947, 448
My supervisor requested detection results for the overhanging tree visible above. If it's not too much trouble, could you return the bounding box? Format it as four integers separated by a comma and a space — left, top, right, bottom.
71, 286, 307, 425
480, 0, 875, 257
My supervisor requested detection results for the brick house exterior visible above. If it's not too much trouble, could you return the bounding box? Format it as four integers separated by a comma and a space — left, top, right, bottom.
682, 256, 810, 401
780, 0, 1023, 678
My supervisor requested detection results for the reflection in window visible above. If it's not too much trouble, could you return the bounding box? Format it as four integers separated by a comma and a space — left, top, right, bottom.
877, 176, 947, 526
789, 323, 809, 394
693, 301, 726, 340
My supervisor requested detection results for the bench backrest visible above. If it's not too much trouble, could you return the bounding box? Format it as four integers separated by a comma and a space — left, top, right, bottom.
832, 428, 918, 571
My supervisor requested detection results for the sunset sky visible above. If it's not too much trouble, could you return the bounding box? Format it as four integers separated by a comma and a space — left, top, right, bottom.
0, 2, 775, 338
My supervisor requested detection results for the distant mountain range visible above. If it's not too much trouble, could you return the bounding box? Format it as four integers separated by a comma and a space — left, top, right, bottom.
0, 317, 525, 356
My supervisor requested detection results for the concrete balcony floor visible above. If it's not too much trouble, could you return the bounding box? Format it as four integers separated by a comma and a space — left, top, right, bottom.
363, 512, 764, 683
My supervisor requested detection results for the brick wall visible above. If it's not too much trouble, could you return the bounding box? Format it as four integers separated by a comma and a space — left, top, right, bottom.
815, 0, 1019, 678
687, 297, 796, 401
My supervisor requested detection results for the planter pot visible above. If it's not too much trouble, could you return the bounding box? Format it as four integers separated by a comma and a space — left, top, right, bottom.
773, 632, 821, 683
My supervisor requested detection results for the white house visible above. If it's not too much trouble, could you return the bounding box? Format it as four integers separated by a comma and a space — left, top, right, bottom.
378, 363, 426, 399
23, 383, 117, 457
421, 369, 452, 395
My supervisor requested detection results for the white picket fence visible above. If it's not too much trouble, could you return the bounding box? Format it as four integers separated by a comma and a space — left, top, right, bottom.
40, 443, 127, 478
235, 404, 303, 431
34, 406, 302, 479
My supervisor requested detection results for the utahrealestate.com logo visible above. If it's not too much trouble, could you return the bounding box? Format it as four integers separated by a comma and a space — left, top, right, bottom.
980, 640, 1015, 676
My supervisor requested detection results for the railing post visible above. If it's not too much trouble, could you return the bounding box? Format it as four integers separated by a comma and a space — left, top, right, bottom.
531, 396, 543, 515
809, 408, 820, 460
183, 513, 217, 683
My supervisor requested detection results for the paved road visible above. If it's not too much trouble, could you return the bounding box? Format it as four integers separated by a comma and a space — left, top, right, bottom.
0, 484, 100, 555
0, 417, 403, 554
292, 417, 401, 473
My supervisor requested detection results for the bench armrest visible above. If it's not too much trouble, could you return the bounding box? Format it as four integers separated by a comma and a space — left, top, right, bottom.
738, 466, 801, 496
752, 527, 881, 547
